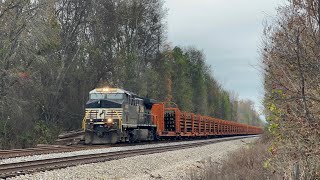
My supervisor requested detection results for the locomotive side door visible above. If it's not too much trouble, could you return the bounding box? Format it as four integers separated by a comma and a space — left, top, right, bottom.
127, 96, 139, 126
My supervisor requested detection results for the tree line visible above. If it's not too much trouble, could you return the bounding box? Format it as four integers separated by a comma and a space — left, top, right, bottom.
0, 0, 262, 149
263, 0, 319, 178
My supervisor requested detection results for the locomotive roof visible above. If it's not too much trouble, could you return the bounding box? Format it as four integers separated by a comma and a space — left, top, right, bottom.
89, 87, 157, 107
89, 88, 135, 95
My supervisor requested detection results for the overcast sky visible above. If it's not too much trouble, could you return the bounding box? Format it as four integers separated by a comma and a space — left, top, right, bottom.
165, 0, 283, 115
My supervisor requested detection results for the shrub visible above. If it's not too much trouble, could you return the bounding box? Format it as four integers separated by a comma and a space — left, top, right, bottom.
190, 136, 279, 180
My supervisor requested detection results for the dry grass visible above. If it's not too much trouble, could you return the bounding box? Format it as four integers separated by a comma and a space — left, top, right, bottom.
190, 136, 279, 180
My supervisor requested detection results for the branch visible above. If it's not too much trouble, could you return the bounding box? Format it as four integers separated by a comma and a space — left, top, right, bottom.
294, 28, 313, 123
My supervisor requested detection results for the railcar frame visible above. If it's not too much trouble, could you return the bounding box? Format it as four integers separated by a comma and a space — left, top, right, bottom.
151, 103, 262, 138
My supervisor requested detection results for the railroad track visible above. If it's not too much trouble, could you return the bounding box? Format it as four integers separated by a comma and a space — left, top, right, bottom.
0, 140, 193, 160
0, 140, 189, 160
0, 135, 257, 178
0, 145, 94, 159
0, 137, 243, 159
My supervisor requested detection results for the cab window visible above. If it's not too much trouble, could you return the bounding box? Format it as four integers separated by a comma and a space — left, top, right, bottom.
106, 93, 124, 100
90, 93, 104, 100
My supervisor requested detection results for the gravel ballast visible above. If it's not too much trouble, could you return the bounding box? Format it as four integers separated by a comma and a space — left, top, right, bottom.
0, 137, 251, 165
8, 137, 258, 180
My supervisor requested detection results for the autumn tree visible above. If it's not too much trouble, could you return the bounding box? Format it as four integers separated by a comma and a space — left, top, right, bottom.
263, 0, 320, 178
0, 0, 262, 149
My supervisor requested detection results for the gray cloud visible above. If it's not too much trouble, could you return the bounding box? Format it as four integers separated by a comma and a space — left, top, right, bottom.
166, 0, 282, 115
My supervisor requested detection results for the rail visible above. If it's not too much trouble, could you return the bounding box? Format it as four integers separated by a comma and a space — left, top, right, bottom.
0, 146, 90, 160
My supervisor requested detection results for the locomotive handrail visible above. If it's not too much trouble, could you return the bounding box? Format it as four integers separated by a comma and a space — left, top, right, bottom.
113, 110, 123, 132
82, 111, 90, 130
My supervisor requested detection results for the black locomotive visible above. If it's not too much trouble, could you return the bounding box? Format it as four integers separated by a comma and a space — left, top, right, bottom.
83, 88, 156, 144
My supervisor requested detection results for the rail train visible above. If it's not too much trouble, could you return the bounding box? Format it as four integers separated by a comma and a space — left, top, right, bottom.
82, 87, 262, 144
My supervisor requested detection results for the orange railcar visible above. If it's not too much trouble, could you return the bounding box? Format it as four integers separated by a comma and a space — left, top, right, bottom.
152, 103, 262, 138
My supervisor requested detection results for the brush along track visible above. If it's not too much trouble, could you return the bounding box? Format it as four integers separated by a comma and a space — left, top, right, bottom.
0, 135, 256, 178
0, 145, 101, 160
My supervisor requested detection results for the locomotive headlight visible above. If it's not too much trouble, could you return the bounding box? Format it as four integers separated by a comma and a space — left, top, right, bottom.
107, 118, 113, 123
90, 119, 93, 122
